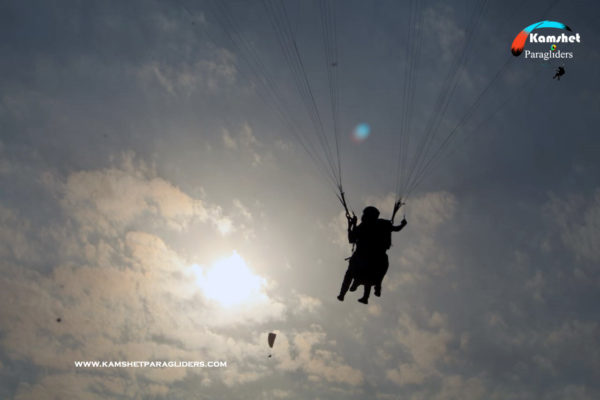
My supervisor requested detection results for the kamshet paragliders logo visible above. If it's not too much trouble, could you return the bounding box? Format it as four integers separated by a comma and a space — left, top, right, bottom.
510, 20, 581, 60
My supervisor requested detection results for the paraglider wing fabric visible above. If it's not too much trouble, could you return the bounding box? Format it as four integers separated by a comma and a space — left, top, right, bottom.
268, 332, 276, 348
511, 21, 570, 57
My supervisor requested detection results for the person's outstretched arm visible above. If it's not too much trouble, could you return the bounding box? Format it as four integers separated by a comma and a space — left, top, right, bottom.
392, 218, 407, 232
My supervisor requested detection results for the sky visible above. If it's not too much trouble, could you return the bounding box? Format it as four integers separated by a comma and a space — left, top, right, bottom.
1, 0, 599, 399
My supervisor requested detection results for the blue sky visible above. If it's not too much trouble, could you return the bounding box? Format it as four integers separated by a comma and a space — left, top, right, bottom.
1, 0, 599, 399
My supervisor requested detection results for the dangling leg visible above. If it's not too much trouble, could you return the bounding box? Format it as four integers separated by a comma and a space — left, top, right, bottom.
374, 254, 389, 297
341, 253, 364, 299
374, 283, 382, 297
338, 266, 355, 301
358, 284, 371, 304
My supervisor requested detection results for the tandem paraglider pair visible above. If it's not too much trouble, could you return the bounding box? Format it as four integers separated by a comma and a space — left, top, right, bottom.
337, 202, 407, 304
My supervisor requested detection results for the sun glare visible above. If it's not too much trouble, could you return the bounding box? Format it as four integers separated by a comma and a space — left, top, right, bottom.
191, 252, 267, 307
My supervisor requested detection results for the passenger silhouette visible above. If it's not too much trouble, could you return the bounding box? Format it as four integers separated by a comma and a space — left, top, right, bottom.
337, 203, 407, 304
553, 66, 565, 80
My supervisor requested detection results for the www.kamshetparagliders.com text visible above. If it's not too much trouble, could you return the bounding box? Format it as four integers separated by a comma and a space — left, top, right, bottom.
74, 361, 227, 368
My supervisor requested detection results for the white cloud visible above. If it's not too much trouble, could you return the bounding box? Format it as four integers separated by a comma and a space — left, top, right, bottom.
550, 385, 597, 400
13, 372, 171, 400
138, 48, 237, 97
223, 128, 238, 149
403, 191, 457, 229
221, 123, 265, 166
0, 205, 38, 264
386, 311, 454, 387
0, 228, 287, 392
525, 269, 546, 303
260, 389, 292, 399
0, 153, 296, 397
423, 4, 466, 64
544, 320, 599, 348
233, 198, 253, 221
433, 374, 486, 400
274, 328, 363, 386
326, 209, 351, 249
1, 151, 368, 398
295, 293, 322, 314
386, 363, 427, 386
49, 152, 233, 235
368, 303, 383, 316
544, 190, 600, 263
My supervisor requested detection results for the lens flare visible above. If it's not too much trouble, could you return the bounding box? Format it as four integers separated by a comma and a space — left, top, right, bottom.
352, 123, 371, 142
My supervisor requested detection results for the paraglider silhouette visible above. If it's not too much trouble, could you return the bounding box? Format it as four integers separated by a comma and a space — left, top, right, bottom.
337, 203, 407, 304
553, 66, 565, 80
267, 332, 276, 358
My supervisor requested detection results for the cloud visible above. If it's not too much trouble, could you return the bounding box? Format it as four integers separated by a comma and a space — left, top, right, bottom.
232, 198, 253, 221
294, 293, 322, 314
423, 4, 466, 64
0, 205, 39, 265
221, 123, 265, 166
544, 190, 600, 263
1, 150, 379, 398
260, 389, 292, 399
325, 209, 351, 249
367, 303, 382, 316
432, 374, 486, 400
230, 198, 256, 240
0, 229, 287, 395
400, 191, 457, 230
50, 152, 233, 235
223, 129, 238, 149
13, 372, 171, 400
137, 47, 237, 97
0, 153, 294, 398
274, 328, 363, 386
385, 311, 454, 387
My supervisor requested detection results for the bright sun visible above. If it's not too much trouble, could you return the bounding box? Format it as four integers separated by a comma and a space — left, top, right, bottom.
191, 251, 267, 307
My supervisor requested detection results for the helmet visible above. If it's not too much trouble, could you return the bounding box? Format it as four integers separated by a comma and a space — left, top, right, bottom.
362, 206, 380, 221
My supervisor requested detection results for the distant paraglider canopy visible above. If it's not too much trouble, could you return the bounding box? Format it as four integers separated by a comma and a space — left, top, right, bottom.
268, 332, 276, 358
